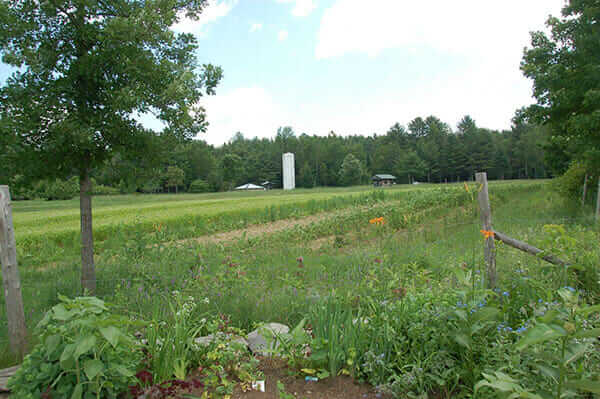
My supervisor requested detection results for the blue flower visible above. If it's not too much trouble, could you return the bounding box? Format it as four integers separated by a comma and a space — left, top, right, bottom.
502, 291, 509, 297
564, 286, 576, 292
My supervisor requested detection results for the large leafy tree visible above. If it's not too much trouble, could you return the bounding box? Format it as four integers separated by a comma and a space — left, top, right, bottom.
338, 153, 365, 186
521, 0, 600, 172
0, 0, 222, 293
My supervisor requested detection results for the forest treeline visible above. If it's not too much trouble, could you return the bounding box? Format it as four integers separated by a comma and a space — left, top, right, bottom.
4, 114, 549, 199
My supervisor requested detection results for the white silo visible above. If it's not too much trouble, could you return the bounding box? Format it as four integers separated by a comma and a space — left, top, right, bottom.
282, 153, 295, 190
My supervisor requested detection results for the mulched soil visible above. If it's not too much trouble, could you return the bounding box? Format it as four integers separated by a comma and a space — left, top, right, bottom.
189, 357, 388, 399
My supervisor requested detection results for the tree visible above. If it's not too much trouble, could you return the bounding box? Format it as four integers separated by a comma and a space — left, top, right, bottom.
338, 153, 364, 186
221, 153, 243, 189
457, 115, 477, 135
164, 166, 185, 193
298, 162, 315, 188
521, 0, 600, 172
0, 0, 222, 293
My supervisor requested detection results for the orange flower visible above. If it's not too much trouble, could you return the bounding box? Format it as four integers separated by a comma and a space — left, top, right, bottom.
464, 182, 470, 193
369, 217, 385, 225
480, 229, 495, 240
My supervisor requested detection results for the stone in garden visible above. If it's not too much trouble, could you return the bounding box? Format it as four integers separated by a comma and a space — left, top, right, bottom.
246, 322, 290, 356
194, 333, 248, 348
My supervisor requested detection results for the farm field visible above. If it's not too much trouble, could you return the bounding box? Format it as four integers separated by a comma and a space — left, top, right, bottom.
2, 180, 600, 398
12, 184, 438, 265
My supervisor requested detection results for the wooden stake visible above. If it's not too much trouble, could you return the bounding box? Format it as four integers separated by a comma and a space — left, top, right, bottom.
582, 174, 588, 206
475, 172, 496, 289
0, 186, 27, 358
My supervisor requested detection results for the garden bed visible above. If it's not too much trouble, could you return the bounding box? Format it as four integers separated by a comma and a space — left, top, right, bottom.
189, 357, 386, 399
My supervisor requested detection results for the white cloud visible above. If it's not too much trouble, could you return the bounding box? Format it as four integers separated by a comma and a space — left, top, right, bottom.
277, 30, 289, 41
294, 61, 535, 137
200, 87, 290, 145
277, 0, 316, 17
250, 23, 263, 32
172, 0, 237, 36
305, 0, 567, 135
316, 0, 565, 60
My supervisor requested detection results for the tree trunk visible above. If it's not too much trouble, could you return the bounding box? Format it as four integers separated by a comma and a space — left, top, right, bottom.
80, 172, 96, 294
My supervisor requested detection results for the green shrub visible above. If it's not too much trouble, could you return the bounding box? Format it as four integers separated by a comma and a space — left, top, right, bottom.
188, 179, 211, 193
140, 178, 160, 193
8, 296, 142, 399
35, 176, 79, 200
91, 179, 119, 196
554, 161, 598, 203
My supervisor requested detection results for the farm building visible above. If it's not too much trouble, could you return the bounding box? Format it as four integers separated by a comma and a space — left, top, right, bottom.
235, 183, 265, 191
261, 181, 273, 190
372, 174, 397, 187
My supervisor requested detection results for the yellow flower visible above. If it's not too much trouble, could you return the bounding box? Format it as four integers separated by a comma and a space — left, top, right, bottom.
464, 182, 470, 193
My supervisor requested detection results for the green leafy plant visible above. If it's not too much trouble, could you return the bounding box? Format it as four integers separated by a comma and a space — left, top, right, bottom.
7, 295, 142, 399
476, 288, 600, 398
276, 380, 295, 399
146, 291, 206, 384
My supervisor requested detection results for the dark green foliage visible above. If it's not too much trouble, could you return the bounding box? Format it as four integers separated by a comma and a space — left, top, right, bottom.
554, 161, 599, 203
7, 296, 142, 399
521, 0, 600, 174
338, 153, 365, 186
188, 178, 211, 193
30, 177, 78, 201
298, 162, 315, 188
164, 165, 185, 193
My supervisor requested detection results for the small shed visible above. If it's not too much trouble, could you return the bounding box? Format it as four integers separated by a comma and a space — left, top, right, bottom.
261, 181, 273, 190
372, 174, 397, 187
235, 183, 265, 191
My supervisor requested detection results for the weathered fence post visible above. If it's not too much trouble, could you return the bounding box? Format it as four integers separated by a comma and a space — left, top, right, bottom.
0, 186, 27, 358
475, 172, 496, 289
582, 174, 588, 206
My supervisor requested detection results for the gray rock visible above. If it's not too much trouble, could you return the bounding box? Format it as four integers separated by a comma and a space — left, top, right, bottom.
246, 322, 290, 356
194, 333, 248, 348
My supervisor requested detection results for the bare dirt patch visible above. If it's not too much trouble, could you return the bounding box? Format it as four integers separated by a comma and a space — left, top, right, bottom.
168, 202, 401, 248
188, 357, 387, 399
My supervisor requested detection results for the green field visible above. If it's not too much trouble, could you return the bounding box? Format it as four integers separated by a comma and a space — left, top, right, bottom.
2, 180, 600, 398
13, 185, 421, 255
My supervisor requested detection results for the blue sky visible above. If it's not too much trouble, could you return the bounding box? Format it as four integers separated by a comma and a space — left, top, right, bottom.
0, 0, 567, 145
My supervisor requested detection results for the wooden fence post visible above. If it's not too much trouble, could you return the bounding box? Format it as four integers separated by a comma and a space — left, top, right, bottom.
582, 174, 588, 206
0, 186, 27, 358
475, 172, 496, 289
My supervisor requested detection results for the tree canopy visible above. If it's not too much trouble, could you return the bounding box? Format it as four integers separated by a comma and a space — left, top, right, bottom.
521, 0, 600, 173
